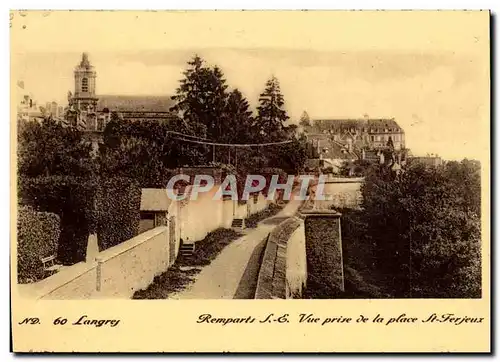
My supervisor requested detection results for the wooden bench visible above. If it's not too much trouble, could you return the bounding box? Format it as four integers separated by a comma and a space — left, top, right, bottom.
40, 255, 61, 277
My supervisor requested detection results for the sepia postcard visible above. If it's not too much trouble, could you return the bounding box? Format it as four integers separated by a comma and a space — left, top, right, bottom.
10, 10, 490, 353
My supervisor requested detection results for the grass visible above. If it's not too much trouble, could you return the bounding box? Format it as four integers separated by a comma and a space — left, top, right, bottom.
245, 203, 284, 228
132, 228, 242, 299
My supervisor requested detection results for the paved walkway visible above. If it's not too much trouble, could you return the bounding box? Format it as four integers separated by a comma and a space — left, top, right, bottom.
169, 199, 303, 299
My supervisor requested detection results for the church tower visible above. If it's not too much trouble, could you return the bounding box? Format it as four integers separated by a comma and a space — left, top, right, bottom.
67, 52, 99, 131
73, 52, 98, 110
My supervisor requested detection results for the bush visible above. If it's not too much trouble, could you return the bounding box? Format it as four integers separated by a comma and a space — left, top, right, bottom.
95, 177, 141, 251
17, 206, 60, 283
18, 176, 96, 265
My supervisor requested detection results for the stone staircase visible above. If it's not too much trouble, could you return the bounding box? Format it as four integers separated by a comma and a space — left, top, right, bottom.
231, 218, 246, 230
179, 242, 195, 257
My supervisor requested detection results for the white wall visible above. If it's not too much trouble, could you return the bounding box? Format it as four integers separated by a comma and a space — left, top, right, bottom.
178, 187, 271, 244
21, 227, 172, 300
286, 223, 307, 299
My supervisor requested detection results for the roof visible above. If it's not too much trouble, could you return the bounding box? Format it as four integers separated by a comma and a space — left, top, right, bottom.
321, 141, 358, 160
308, 118, 403, 134
140, 189, 173, 212
97, 95, 174, 113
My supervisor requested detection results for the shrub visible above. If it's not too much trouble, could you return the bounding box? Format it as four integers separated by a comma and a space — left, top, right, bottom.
19, 176, 142, 263
95, 177, 141, 251
18, 176, 96, 265
17, 206, 60, 283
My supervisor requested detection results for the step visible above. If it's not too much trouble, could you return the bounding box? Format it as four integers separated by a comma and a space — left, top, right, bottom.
231, 218, 246, 229
180, 243, 195, 256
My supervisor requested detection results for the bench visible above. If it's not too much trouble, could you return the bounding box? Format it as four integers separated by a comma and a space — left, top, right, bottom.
40, 255, 61, 277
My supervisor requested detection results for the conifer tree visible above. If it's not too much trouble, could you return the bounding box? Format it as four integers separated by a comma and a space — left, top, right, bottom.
299, 111, 311, 127
255, 76, 289, 141
170, 55, 229, 141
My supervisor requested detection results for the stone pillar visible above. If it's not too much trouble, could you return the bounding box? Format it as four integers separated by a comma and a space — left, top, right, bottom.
302, 210, 345, 297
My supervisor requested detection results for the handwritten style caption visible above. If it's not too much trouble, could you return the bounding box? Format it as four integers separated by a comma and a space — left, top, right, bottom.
197, 313, 485, 326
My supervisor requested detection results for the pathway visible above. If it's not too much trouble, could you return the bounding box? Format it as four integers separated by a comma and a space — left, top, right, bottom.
169, 198, 303, 299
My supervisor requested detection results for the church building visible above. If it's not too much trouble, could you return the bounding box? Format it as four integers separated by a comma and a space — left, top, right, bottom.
65, 53, 175, 149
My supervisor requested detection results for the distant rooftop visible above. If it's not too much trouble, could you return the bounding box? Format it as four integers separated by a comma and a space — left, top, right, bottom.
97, 95, 174, 113
309, 118, 403, 133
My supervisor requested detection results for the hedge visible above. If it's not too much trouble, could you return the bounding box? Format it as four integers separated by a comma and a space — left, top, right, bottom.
18, 176, 96, 265
18, 175, 141, 265
95, 177, 141, 251
17, 206, 60, 283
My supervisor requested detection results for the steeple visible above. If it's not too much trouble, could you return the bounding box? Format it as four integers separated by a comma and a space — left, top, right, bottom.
73, 52, 97, 98
80, 52, 91, 68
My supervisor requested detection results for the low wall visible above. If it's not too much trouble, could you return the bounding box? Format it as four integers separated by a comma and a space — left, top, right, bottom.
255, 217, 306, 299
20, 227, 172, 300
312, 177, 363, 210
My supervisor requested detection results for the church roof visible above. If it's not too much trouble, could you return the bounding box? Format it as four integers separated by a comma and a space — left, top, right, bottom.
97, 95, 174, 113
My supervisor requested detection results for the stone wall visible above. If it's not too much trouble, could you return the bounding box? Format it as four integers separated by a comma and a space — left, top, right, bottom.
310, 177, 363, 210
255, 217, 306, 299
19, 227, 172, 300
303, 211, 345, 297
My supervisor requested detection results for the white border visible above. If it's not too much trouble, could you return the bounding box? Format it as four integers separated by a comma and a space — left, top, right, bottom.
2, 2, 497, 360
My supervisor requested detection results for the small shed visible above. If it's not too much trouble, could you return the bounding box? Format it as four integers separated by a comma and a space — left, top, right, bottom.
139, 189, 172, 234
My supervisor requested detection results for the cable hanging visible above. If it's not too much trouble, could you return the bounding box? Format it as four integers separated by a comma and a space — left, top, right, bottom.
171, 136, 293, 148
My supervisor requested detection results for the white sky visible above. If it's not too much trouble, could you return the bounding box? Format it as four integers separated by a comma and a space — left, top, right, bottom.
11, 11, 490, 160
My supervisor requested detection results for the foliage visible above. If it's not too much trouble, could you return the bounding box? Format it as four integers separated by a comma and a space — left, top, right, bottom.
18, 117, 94, 178
360, 159, 482, 298
340, 159, 375, 177
255, 75, 290, 142
269, 135, 308, 175
95, 177, 141, 251
17, 206, 61, 283
19, 175, 142, 264
99, 119, 180, 187
18, 176, 96, 265
245, 203, 284, 228
299, 111, 311, 127
169, 55, 228, 161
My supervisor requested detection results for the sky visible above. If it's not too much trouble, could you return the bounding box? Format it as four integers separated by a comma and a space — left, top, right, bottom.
11, 11, 490, 160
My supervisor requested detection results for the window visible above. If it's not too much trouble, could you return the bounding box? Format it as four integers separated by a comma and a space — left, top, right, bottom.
370, 136, 374, 142
81, 78, 88, 92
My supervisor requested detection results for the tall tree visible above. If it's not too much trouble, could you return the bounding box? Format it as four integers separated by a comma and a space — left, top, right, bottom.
170, 55, 229, 141
255, 75, 289, 142
223, 89, 254, 143
299, 111, 311, 127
